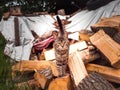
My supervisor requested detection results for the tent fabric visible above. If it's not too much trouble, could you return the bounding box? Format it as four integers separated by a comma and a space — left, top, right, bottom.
66, 0, 120, 32
0, 16, 34, 61
0, 0, 120, 61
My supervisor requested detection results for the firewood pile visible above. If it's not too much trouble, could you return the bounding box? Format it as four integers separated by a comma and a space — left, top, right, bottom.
12, 15, 120, 90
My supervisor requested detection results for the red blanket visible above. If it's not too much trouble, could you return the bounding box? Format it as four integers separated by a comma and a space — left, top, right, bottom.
33, 36, 54, 51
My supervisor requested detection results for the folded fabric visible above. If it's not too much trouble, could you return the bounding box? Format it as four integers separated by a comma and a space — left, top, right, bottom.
33, 36, 54, 51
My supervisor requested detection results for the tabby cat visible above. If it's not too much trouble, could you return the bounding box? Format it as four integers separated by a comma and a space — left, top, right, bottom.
52, 16, 70, 77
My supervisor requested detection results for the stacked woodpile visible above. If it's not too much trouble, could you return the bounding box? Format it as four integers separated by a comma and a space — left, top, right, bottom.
12, 15, 120, 90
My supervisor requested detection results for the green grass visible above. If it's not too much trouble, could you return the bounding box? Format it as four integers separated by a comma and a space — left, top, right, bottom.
0, 34, 37, 90
0, 33, 16, 90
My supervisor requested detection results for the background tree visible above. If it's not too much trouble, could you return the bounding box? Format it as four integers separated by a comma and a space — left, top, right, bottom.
0, 0, 88, 19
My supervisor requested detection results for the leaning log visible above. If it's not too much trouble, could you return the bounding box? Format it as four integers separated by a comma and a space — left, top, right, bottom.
12, 60, 59, 77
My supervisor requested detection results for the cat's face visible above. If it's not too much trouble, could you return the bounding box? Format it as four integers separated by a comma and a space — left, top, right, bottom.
54, 37, 69, 54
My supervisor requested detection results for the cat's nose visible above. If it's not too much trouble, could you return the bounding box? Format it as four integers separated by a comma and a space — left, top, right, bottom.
61, 44, 64, 47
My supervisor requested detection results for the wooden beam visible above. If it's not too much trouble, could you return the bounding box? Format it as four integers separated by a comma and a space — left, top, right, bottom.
14, 17, 20, 46
86, 64, 120, 84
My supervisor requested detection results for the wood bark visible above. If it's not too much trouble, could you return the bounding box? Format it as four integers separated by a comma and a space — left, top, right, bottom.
16, 79, 40, 90
48, 75, 73, 90
86, 64, 120, 84
77, 72, 115, 90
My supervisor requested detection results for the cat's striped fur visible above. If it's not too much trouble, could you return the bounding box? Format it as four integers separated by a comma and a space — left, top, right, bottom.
53, 16, 70, 77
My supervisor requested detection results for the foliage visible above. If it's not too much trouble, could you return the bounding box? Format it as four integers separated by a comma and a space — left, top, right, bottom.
0, 0, 57, 19
0, 0, 56, 13
20, 0, 56, 13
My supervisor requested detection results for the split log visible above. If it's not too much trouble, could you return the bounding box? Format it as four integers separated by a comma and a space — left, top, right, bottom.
68, 51, 114, 90
91, 15, 120, 37
44, 41, 88, 60
48, 74, 74, 90
79, 50, 100, 64
12, 60, 59, 77
68, 51, 88, 87
90, 30, 120, 68
86, 64, 120, 84
34, 71, 52, 89
34, 72, 47, 89
79, 45, 100, 64
40, 49, 46, 60
100, 15, 120, 22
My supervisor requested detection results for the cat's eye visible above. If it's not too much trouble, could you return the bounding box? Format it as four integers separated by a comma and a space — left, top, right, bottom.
56, 44, 59, 48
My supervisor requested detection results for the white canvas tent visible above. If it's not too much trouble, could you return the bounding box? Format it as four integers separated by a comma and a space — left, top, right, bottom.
0, 0, 120, 61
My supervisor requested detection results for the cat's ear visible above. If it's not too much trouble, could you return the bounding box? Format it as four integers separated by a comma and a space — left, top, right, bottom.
52, 31, 58, 39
